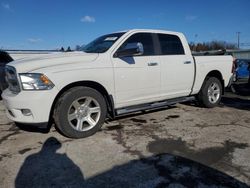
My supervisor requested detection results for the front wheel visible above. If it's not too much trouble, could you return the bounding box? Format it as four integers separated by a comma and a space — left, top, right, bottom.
197, 77, 222, 108
54, 87, 107, 138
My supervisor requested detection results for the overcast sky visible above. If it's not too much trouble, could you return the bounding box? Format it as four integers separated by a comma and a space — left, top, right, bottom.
1, 0, 250, 49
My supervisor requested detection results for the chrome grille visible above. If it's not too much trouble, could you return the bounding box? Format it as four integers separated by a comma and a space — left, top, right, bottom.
5, 66, 20, 93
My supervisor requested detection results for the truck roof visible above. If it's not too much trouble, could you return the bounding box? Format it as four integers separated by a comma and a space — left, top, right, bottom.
114, 29, 183, 36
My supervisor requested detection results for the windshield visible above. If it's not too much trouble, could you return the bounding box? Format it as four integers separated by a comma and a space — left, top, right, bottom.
82, 32, 126, 53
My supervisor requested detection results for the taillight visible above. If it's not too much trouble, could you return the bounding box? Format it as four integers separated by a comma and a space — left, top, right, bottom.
231, 57, 236, 73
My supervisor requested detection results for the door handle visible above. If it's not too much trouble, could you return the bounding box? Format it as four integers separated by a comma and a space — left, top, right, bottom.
148, 62, 158, 66
184, 61, 192, 64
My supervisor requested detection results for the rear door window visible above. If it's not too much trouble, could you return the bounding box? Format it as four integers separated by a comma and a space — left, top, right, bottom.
158, 34, 185, 55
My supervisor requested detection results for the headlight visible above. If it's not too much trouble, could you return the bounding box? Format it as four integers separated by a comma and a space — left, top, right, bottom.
19, 73, 54, 90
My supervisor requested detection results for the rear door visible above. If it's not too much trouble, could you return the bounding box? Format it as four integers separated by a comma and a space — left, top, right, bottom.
111, 33, 161, 108
157, 33, 194, 98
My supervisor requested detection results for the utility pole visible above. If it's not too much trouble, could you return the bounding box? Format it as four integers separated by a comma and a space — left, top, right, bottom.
236, 32, 241, 49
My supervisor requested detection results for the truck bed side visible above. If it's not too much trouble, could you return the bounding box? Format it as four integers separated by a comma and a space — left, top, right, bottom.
191, 55, 233, 95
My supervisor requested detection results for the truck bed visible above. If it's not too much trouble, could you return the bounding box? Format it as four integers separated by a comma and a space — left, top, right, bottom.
191, 55, 233, 95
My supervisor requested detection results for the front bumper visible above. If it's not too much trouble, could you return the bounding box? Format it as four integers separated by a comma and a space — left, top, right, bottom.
1, 88, 59, 124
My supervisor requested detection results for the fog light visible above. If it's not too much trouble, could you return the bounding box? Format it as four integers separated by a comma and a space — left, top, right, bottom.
21, 109, 32, 116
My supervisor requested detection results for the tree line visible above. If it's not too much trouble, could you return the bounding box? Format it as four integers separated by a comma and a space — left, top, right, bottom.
189, 41, 238, 52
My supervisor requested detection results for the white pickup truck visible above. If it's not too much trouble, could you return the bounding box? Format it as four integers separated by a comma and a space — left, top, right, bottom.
2, 29, 233, 138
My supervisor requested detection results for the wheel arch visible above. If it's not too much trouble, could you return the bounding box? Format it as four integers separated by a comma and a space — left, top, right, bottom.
204, 70, 224, 94
49, 81, 115, 126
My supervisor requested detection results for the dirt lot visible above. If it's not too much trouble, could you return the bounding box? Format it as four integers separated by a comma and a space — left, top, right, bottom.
0, 86, 250, 188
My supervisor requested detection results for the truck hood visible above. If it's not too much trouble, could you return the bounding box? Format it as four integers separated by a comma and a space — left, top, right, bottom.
8, 52, 99, 73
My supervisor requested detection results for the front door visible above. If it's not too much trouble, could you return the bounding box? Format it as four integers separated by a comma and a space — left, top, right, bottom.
111, 33, 161, 108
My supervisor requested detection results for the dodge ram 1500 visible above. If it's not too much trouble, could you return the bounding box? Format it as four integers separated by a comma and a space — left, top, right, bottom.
2, 29, 233, 138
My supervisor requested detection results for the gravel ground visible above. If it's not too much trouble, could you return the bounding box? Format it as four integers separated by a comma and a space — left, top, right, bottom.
0, 86, 250, 188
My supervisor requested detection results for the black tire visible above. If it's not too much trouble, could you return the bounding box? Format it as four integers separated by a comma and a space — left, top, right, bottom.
197, 77, 222, 108
54, 86, 107, 138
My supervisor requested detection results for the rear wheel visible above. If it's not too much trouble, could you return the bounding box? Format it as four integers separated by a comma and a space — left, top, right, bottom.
197, 77, 222, 108
54, 87, 107, 138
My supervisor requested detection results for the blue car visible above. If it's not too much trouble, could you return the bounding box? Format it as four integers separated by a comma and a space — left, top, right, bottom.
234, 59, 250, 82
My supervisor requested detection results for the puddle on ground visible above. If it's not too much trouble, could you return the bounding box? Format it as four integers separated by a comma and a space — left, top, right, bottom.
139, 152, 250, 188
0, 153, 12, 161
0, 131, 20, 145
245, 119, 250, 124
165, 115, 180, 120
130, 118, 147, 123
105, 124, 124, 131
147, 138, 248, 165
19, 148, 32, 155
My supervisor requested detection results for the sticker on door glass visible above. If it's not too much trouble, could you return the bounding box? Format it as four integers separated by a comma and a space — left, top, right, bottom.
104, 37, 118, 41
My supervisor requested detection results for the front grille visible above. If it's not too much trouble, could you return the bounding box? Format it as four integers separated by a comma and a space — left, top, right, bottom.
5, 66, 20, 93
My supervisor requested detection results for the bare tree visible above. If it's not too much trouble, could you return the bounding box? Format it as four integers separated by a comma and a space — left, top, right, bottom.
190, 41, 238, 52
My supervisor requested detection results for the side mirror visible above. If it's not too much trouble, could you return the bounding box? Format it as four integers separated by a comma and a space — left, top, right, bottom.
114, 42, 144, 58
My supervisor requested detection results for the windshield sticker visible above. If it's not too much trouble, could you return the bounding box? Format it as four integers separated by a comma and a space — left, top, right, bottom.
104, 37, 118, 41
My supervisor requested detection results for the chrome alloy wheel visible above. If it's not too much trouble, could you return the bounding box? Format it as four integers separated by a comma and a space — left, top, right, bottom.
207, 82, 220, 104
67, 97, 101, 132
